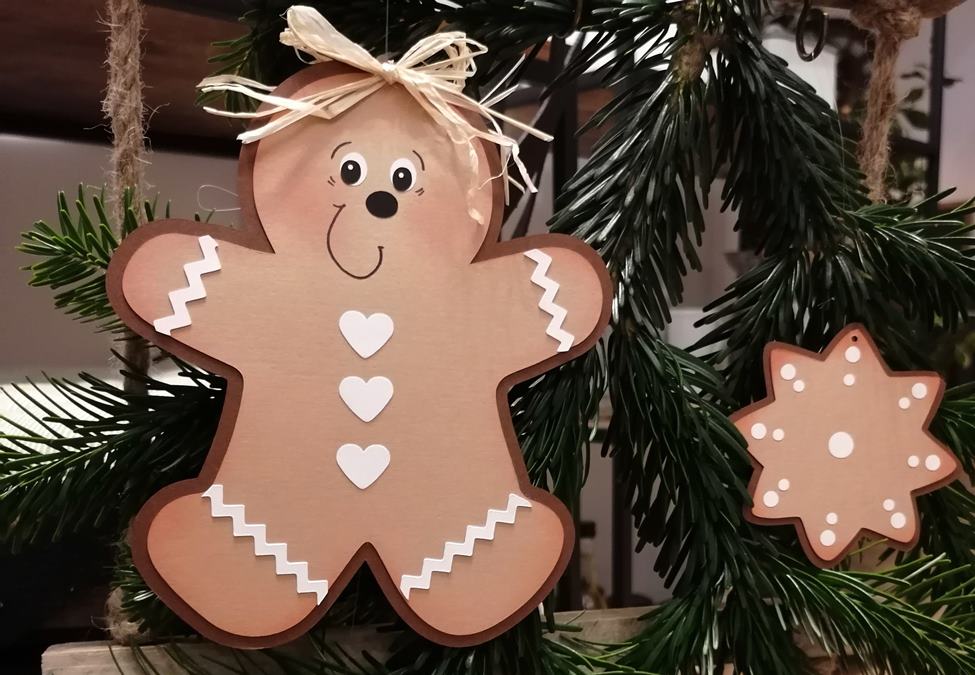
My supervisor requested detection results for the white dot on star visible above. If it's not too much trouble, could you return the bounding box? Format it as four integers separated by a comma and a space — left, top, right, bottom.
883, 499, 895, 512
912, 383, 928, 399
908, 455, 920, 468
793, 380, 806, 393
772, 428, 785, 441
925, 454, 941, 471
778, 479, 790, 491
890, 512, 907, 529
843, 373, 855, 386
826, 512, 838, 525
828, 431, 854, 459
780, 364, 797, 381
898, 397, 911, 410
820, 530, 837, 546
845, 346, 861, 363
763, 491, 779, 507
751, 423, 767, 440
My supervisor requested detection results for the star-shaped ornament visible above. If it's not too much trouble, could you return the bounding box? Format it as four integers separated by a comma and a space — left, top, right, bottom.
731, 325, 960, 567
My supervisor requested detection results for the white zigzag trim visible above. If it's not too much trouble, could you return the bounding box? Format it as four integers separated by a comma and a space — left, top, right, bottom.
524, 249, 574, 352
202, 484, 328, 604
399, 493, 531, 599
153, 235, 222, 336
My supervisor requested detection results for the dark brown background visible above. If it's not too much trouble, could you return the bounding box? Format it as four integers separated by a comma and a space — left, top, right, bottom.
0, 0, 241, 153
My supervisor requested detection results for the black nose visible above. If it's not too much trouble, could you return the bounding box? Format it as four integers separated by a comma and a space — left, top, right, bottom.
366, 191, 398, 218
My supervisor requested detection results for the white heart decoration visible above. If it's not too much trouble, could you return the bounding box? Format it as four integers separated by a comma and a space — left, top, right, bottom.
339, 311, 394, 358
336, 443, 390, 489
339, 376, 394, 422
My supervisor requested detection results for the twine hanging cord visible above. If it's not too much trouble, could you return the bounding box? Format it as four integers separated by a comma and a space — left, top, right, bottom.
102, 0, 150, 642
103, 0, 151, 397
198, 6, 553, 210
851, 1, 923, 201
103, 0, 146, 217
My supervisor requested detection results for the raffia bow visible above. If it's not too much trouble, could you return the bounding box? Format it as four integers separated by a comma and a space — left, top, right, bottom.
197, 6, 552, 218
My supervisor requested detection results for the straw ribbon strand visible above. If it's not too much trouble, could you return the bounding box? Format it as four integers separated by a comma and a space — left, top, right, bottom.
197, 6, 552, 215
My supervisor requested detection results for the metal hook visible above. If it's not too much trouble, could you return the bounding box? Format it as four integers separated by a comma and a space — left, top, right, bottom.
795, 0, 828, 62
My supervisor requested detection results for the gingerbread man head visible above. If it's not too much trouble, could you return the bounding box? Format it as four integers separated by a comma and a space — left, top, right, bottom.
246, 65, 500, 280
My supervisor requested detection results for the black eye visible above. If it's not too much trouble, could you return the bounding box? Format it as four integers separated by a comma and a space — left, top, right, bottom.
390, 158, 417, 192
339, 152, 367, 186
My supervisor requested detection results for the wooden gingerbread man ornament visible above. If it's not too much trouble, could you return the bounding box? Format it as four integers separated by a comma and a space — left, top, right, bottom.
731, 325, 960, 567
106, 10, 611, 650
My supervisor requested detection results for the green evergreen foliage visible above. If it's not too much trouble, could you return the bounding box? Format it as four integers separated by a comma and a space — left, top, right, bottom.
0, 357, 222, 550
3, 0, 975, 673
17, 187, 151, 332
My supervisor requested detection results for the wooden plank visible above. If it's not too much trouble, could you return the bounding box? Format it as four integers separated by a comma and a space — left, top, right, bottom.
42, 607, 860, 674
42, 608, 648, 673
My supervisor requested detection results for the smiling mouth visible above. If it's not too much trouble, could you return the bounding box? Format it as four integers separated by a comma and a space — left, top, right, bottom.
326, 204, 384, 280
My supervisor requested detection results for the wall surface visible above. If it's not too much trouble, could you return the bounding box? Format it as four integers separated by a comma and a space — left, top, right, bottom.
896, 7, 975, 197
942, 3, 975, 198
0, 134, 237, 381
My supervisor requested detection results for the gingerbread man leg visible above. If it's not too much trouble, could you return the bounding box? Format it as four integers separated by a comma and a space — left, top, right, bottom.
141, 488, 322, 640
373, 422, 571, 641
134, 390, 362, 644
399, 495, 567, 639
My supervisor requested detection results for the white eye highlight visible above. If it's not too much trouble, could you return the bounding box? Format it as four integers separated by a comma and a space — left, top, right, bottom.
390, 158, 417, 192
339, 152, 367, 186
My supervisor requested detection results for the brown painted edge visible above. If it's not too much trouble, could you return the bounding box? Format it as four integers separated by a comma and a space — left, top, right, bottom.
728, 324, 962, 569
106, 62, 612, 649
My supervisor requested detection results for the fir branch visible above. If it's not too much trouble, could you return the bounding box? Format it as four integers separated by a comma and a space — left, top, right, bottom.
602, 328, 752, 591
383, 616, 643, 675
757, 555, 975, 675
207, 0, 444, 88
0, 359, 222, 550
510, 346, 606, 511
550, 31, 707, 330
559, 9, 975, 673
623, 556, 975, 675
900, 560, 975, 634
688, 197, 975, 670
157, 614, 657, 675
909, 385, 975, 567
914, 486, 975, 568
112, 539, 188, 639
18, 186, 161, 333
699, 197, 975, 401
206, 0, 590, 108
850, 197, 975, 335
714, 33, 866, 250
615, 591, 738, 674
932, 383, 975, 480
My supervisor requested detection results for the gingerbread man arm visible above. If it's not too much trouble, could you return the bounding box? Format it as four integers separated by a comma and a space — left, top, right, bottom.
470, 234, 611, 375
107, 221, 270, 359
